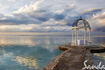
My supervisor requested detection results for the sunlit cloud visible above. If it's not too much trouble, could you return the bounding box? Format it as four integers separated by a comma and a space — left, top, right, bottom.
88, 11, 105, 28
13, 0, 44, 14
7, 0, 15, 2
0, 2, 2, 7
0, 0, 105, 32
0, 24, 39, 31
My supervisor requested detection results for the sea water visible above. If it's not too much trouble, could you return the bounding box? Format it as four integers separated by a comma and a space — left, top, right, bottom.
0, 33, 105, 70
0, 35, 71, 70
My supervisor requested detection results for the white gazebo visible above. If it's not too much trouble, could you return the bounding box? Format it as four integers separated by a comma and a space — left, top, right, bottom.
72, 17, 91, 46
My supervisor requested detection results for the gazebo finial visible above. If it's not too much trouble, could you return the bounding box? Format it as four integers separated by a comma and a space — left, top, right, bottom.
79, 16, 83, 20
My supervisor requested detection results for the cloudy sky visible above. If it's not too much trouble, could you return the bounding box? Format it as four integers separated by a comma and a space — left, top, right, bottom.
0, 0, 105, 32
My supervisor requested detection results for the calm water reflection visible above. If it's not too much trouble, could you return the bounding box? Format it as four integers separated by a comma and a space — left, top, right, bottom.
92, 36, 105, 65
0, 35, 71, 70
0, 35, 105, 70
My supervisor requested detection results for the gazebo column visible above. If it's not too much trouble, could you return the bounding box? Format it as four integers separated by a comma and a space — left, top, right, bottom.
84, 29, 87, 45
76, 28, 78, 45
74, 29, 76, 45
86, 29, 88, 45
72, 29, 74, 45
88, 29, 91, 42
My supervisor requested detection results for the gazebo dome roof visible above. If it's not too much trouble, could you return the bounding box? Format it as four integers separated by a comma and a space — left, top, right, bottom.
72, 17, 91, 30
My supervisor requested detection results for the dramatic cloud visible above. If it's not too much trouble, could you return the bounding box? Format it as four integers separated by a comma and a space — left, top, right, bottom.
80, 8, 103, 18
13, 0, 44, 14
0, 24, 38, 32
0, 0, 105, 32
87, 11, 105, 31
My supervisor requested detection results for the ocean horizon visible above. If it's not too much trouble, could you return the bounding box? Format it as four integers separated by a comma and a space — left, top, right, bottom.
0, 32, 104, 36
0, 33, 105, 70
